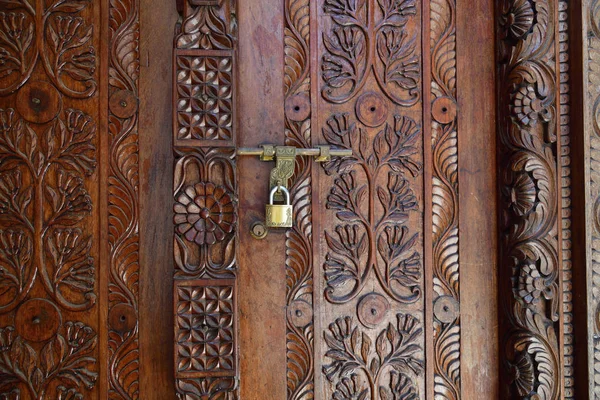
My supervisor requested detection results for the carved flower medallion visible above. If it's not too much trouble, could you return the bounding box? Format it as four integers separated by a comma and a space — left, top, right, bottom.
504, 172, 536, 216
511, 84, 552, 127
174, 182, 236, 245
501, 0, 535, 41
516, 263, 551, 304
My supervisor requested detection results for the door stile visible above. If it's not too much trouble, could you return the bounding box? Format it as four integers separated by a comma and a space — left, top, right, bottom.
172, 1, 240, 397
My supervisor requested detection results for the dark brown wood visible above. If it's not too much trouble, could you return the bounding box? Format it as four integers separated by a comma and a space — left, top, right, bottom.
1, 0, 595, 398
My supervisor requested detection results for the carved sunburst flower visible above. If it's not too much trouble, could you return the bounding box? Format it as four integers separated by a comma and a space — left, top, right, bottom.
501, 0, 535, 41
505, 172, 536, 216
516, 263, 551, 304
508, 350, 535, 396
174, 182, 236, 245
511, 84, 551, 127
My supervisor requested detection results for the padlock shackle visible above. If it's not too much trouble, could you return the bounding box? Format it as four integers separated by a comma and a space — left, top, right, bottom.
269, 185, 291, 204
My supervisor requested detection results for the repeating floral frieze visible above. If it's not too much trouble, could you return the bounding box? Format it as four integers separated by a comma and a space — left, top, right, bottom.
497, 0, 564, 398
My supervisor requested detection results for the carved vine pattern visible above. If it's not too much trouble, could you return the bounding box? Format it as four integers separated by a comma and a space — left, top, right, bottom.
322, 313, 423, 399
321, 0, 421, 106
174, 1, 239, 398
107, 0, 141, 397
321, 112, 423, 305
0, 0, 97, 97
283, 0, 314, 399
430, 0, 460, 397
0, 0, 100, 398
497, 0, 562, 398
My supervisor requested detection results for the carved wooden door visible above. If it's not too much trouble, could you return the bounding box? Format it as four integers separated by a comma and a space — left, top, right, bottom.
0, 0, 592, 398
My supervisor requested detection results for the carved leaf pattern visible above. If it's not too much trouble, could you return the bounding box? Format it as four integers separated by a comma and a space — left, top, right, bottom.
497, 0, 562, 397
321, 113, 422, 304
321, 0, 420, 105
0, 322, 98, 398
323, 314, 423, 399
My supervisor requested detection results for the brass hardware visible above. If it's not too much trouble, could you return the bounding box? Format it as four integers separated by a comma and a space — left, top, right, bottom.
265, 186, 293, 228
237, 144, 351, 228
250, 221, 269, 240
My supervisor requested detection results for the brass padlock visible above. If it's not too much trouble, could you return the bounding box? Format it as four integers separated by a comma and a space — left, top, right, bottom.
265, 186, 293, 228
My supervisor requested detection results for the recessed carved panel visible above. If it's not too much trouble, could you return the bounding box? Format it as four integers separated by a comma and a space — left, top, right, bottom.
175, 281, 235, 376
175, 55, 234, 141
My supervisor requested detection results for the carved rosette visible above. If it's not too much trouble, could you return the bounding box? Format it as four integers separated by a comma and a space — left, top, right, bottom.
173, 1, 239, 398
496, 0, 569, 398
0, 0, 101, 398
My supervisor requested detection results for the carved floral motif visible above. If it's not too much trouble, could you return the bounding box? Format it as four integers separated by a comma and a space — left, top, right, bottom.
321, 0, 421, 105
497, 0, 563, 397
174, 182, 236, 246
322, 314, 423, 399
321, 113, 423, 304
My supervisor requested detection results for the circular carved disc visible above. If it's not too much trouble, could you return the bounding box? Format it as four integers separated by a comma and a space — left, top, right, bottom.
285, 94, 311, 122
355, 92, 389, 127
16, 81, 62, 124
357, 293, 390, 328
15, 299, 61, 342
287, 300, 313, 327
432, 96, 457, 124
109, 90, 139, 119
109, 304, 138, 334
433, 295, 460, 324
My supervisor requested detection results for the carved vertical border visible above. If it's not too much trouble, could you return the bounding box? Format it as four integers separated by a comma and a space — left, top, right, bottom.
173, 0, 239, 398
496, 0, 570, 398
558, 0, 574, 397
0, 0, 101, 398
586, 0, 600, 397
107, 0, 141, 398
430, 0, 461, 398
283, 0, 315, 399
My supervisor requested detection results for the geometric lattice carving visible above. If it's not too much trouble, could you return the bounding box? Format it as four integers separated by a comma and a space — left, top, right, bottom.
176, 56, 233, 141
175, 281, 236, 377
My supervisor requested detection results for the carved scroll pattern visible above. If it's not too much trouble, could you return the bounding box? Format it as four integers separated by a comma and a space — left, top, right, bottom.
107, 0, 141, 398
496, 0, 564, 398
588, 0, 600, 397
283, 0, 314, 399
0, 0, 100, 398
174, 1, 239, 398
430, 0, 460, 397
